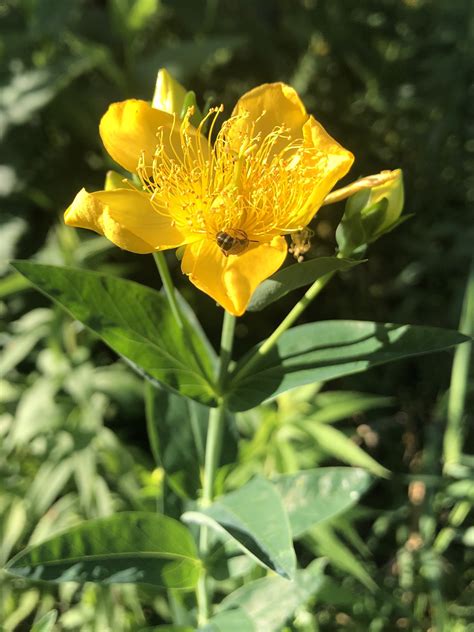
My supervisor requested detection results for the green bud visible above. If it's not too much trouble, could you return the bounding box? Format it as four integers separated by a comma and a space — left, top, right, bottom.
336, 169, 405, 257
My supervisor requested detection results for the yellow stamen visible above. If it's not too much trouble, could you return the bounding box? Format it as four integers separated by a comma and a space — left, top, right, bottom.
136, 107, 332, 245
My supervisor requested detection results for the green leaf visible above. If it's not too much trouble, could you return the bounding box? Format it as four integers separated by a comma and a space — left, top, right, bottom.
273, 467, 373, 538
302, 423, 389, 477
305, 524, 376, 590
11, 262, 216, 406
1, 498, 27, 565
139, 628, 195, 632
0, 54, 105, 138
228, 320, 469, 411
247, 257, 361, 311
31, 610, 58, 632
0, 309, 51, 377
6, 512, 201, 590
145, 384, 237, 499
145, 383, 202, 498
304, 390, 394, 424
219, 559, 326, 632
139, 37, 245, 84
315, 576, 357, 606
183, 476, 296, 579
202, 609, 255, 632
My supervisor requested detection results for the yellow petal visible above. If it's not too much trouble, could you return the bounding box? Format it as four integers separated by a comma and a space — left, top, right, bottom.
231, 82, 308, 146
181, 236, 287, 316
287, 115, 354, 227
99, 99, 179, 173
64, 188, 186, 254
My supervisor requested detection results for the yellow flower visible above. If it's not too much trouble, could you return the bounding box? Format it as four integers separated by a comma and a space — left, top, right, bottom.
65, 83, 353, 316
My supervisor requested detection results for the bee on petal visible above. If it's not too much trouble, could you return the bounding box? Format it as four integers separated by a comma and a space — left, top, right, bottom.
216, 229, 250, 257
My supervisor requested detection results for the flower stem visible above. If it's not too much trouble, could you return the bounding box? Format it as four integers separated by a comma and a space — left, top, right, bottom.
233, 271, 334, 381
197, 310, 235, 625
153, 251, 184, 328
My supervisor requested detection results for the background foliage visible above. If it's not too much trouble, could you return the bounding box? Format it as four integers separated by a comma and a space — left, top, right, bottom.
1, 0, 473, 630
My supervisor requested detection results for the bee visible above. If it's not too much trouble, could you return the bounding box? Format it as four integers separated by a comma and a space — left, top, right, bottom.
216, 229, 251, 257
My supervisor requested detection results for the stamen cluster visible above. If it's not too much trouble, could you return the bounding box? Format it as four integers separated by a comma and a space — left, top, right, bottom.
137, 107, 330, 243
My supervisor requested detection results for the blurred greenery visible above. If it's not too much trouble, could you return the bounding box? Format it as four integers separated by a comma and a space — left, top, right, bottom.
1, 0, 473, 630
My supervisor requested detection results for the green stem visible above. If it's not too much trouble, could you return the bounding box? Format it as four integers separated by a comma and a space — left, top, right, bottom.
443, 258, 474, 471
197, 310, 236, 626
153, 252, 184, 327
233, 272, 334, 381
217, 309, 236, 392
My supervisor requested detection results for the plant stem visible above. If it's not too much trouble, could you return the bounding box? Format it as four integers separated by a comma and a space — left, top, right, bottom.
153, 252, 184, 328
443, 258, 473, 472
197, 310, 236, 625
216, 308, 236, 392
233, 272, 334, 381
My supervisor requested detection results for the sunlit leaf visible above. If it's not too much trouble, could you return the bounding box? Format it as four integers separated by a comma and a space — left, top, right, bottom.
202, 608, 254, 632
302, 423, 389, 477
11, 262, 217, 406
304, 391, 394, 424
219, 559, 326, 632
273, 467, 373, 538
183, 476, 296, 579
247, 257, 360, 311
31, 610, 58, 632
228, 321, 469, 411
6, 512, 201, 589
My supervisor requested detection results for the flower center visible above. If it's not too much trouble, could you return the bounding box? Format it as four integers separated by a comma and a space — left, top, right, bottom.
137, 106, 327, 243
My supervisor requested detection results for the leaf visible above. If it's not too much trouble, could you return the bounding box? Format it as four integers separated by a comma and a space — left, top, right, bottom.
6, 512, 201, 590
0, 216, 26, 274
273, 467, 373, 538
139, 628, 195, 632
304, 390, 394, 424
145, 384, 203, 499
0, 54, 105, 139
11, 262, 217, 406
1, 498, 27, 564
315, 576, 357, 606
26, 458, 74, 517
31, 610, 58, 632
247, 257, 360, 311
183, 476, 296, 579
145, 384, 237, 499
227, 320, 469, 411
302, 422, 389, 477
3, 590, 39, 631
8, 376, 62, 446
219, 559, 326, 632
110, 0, 161, 33
139, 36, 245, 83
202, 609, 255, 632
304, 524, 376, 590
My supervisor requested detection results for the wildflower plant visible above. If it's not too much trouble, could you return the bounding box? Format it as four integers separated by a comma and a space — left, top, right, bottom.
5, 70, 470, 629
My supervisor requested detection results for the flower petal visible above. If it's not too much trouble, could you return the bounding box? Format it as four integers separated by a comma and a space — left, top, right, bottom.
181, 236, 287, 316
285, 115, 354, 228
99, 99, 179, 173
231, 82, 308, 146
64, 188, 186, 254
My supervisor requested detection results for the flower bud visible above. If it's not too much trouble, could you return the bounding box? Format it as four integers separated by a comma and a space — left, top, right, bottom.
152, 68, 188, 116
336, 169, 405, 257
